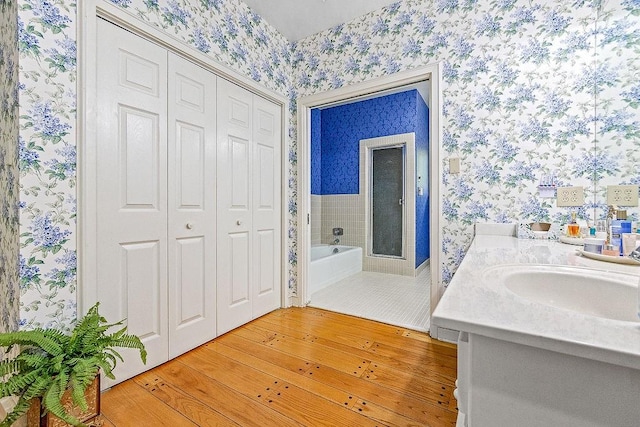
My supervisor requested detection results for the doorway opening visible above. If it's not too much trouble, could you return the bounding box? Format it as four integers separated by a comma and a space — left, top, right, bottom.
296, 64, 443, 333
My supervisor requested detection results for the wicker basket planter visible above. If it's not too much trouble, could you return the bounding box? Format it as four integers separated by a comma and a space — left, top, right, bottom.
24, 377, 101, 427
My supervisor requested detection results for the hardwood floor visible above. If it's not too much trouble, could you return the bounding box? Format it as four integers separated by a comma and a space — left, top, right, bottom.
100, 307, 458, 426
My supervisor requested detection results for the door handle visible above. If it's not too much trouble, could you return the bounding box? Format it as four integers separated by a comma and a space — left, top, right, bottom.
399, 198, 404, 205
236, 220, 242, 226
186, 223, 194, 230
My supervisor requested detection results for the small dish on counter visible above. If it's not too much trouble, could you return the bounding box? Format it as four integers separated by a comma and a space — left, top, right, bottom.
575, 248, 640, 265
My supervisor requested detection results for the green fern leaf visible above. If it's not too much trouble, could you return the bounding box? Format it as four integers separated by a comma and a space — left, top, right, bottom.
1, 301, 146, 426
43, 383, 82, 426
68, 376, 89, 412
0, 330, 63, 355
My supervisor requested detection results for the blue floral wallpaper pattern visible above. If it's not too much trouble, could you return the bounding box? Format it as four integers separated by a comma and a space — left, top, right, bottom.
13, 0, 640, 328
293, 0, 640, 284
17, 0, 295, 328
106, 0, 292, 95
0, 0, 19, 338
18, 0, 77, 330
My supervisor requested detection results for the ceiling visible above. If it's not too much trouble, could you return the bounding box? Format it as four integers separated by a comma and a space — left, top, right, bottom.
240, 0, 400, 41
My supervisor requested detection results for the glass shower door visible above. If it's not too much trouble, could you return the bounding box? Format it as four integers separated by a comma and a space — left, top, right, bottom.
371, 146, 405, 258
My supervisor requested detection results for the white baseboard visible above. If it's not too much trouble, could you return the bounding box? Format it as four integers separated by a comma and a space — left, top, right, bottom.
430, 325, 460, 344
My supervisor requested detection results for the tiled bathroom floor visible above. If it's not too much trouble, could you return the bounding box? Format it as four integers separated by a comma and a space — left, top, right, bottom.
308, 266, 431, 332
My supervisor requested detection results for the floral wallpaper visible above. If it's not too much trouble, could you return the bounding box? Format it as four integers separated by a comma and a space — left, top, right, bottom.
293, 0, 640, 284
595, 2, 640, 211
107, 0, 292, 95
17, 0, 294, 328
13, 0, 640, 328
0, 0, 19, 338
18, 0, 77, 330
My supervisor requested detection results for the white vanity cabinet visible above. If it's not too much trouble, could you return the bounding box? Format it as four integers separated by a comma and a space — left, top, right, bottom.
455, 332, 640, 427
454, 332, 469, 427
433, 236, 640, 427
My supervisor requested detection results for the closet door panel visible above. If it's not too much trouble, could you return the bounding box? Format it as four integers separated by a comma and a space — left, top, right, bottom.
230, 232, 251, 304
174, 237, 206, 321
256, 230, 275, 295
176, 124, 205, 206
96, 19, 169, 387
120, 108, 160, 207
121, 241, 163, 339
167, 52, 217, 358
217, 79, 253, 335
252, 96, 282, 317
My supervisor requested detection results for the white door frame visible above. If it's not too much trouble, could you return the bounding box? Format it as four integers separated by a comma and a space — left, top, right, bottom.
77, 0, 290, 314
295, 64, 444, 330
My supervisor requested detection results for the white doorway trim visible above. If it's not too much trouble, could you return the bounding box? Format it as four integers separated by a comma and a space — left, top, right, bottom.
77, 0, 291, 315
295, 64, 444, 333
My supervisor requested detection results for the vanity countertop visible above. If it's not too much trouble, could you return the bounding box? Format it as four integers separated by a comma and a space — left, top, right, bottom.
432, 236, 640, 370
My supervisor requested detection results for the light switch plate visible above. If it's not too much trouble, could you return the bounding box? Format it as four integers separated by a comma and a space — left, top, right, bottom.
556, 186, 584, 207
607, 185, 639, 206
449, 157, 460, 174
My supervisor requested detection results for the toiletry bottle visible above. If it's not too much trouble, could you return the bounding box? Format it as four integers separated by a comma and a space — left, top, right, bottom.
610, 220, 623, 256
615, 210, 632, 255
567, 212, 580, 238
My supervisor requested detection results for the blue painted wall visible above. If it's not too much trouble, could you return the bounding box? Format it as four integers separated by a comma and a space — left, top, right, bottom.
415, 95, 430, 267
314, 89, 430, 266
311, 108, 322, 195
320, 90, 420, 195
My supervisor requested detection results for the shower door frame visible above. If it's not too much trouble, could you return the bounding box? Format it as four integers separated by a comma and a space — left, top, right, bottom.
361, 134, 416, 272
368, 143, 407, 259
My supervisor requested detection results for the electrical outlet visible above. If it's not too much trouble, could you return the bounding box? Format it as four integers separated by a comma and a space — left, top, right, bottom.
607, 185, 639, 206
556, 186, 584, 207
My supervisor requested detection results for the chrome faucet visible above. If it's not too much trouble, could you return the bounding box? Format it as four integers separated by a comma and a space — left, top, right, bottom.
331, 227, 343, 245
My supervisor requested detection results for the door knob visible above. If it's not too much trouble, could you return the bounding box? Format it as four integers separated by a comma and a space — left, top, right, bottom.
236, 220, 242, 226
186, 223, 194, 229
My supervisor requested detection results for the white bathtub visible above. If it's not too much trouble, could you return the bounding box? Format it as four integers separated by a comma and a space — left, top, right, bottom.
309, 245, 363, 295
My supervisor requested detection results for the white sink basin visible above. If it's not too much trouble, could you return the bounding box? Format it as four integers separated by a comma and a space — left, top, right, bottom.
483, 265, 640, 323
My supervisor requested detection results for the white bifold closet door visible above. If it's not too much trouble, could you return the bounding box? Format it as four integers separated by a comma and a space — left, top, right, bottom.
95, 19, 217, 386
166, 51, 217, 359
216, 79, 282, 335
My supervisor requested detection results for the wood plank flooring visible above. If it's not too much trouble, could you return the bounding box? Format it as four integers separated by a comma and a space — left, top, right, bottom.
100, 307, 458, 426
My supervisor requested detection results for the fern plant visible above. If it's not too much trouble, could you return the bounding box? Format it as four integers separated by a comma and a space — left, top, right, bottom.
0, 303, 146, 427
